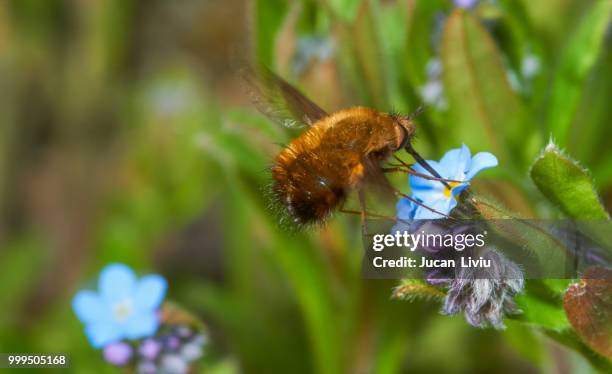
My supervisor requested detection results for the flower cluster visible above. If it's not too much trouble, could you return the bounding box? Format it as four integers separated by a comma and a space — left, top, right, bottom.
442, 248, 524, 328
104, 325, 207, 374
72, 263, 207, 373
394, 144, 524, 328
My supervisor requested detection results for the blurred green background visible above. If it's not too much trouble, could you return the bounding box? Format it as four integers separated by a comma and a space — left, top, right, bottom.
0, 0, 610, 373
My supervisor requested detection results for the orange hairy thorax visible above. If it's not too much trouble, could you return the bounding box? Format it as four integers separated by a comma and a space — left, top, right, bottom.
271, 107, 410, 225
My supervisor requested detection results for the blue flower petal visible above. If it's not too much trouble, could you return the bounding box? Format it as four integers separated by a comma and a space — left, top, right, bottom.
134, 275, 167, 310
409, 164, 439, 191
464, 152, 498, 181
396, 197, 417, 220
451, 182, 470, 197
85, 321, 123, 348
72, 290, 109, 324
410, 184, 447, 206
439, 144, 471, 180
124, 312, 159, 339
413, 197, 457, 219
99, 263, 137, 304
409, 160, 453, 191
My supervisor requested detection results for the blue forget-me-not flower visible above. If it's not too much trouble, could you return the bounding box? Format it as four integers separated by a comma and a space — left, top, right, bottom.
72, 263, 167, 348
397, 144, 498, 220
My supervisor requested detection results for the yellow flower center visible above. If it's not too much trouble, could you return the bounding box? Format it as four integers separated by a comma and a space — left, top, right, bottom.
443, 181, 461, 198
113, 299, 134, 322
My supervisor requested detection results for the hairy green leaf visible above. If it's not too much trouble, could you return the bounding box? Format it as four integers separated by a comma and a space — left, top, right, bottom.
530, 143, 609, 220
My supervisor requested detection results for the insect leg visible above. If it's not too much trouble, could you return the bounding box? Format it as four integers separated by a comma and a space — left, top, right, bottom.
392, 154, 413, 168
404, 142, 450, 189
358, 189, 368, 239
391, 155, 461, 182
338, 190, 412, 235
382, 166, 462, 183
393, 189, 454, 220
407, 105, 425, 120
338, 208, 400, 222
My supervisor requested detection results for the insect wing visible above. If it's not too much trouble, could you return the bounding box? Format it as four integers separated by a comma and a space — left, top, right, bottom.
242, 66, 328, 128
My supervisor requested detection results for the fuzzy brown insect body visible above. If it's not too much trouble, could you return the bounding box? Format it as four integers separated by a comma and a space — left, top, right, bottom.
272, 106, 415, 225
245, 68, 446, 227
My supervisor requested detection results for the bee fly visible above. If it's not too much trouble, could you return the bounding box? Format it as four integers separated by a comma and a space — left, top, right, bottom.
245, 68, 456, 229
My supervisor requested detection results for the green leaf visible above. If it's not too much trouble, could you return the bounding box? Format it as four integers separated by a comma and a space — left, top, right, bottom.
441, 9, 534, 168
544, 329, 612, 372
350, 0, 389, 109
546, 1, 612, 146
220, 176, 346, 374
377, 0, 410, 110
567, 46, 612, 173
404, 0, 446, 87
503, 320, 545, 367
325, 0, 361, 23
0, 237, 49, 339
491, 0, 535, 69
253, 0, 289, 67
517, 0, 583, 57
529, 143, 609, 220
513, 292, 569, 331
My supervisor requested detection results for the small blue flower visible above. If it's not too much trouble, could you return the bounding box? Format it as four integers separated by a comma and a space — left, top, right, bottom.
521, 54, 541, 79
72, 263, 167, 348
419, 59, 448, 111
292, 35, 335, 76
398, 144, 498, 220
453, 0, 478, 9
